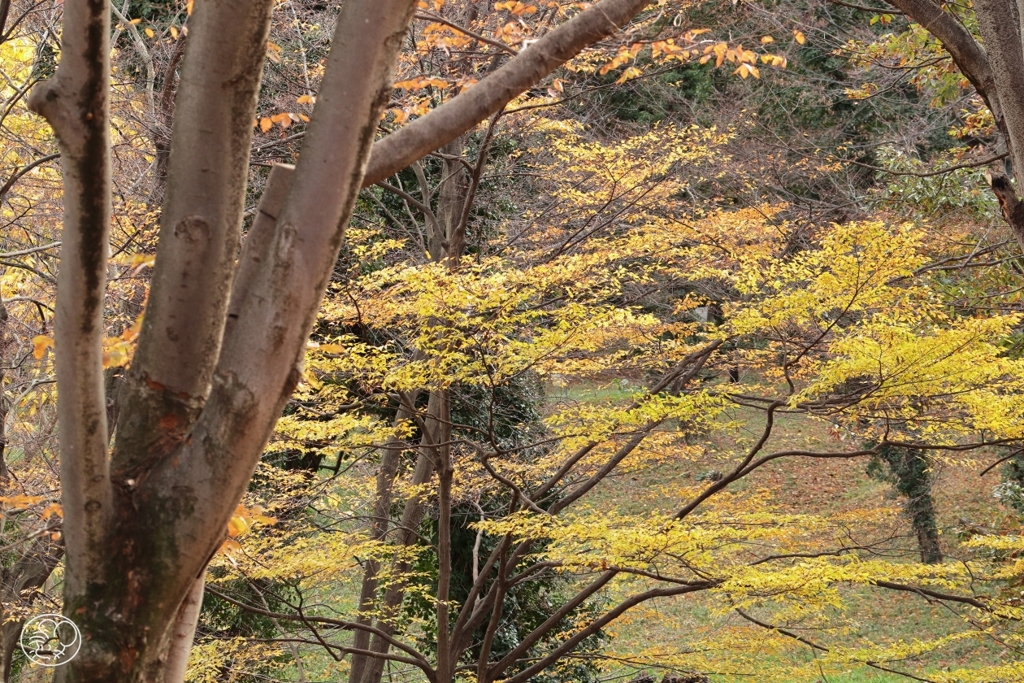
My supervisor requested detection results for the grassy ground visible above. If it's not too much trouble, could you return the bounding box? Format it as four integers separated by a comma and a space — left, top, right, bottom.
549, 377, 1019, 682
247, 376, 1019, 683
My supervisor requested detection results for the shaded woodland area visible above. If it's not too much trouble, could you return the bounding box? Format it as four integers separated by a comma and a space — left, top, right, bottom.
2, 0, 1024, 681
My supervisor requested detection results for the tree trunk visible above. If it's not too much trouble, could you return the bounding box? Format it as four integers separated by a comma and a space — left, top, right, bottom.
22, 0, 659, 679
349, 132, 469, 683
29, 1, 418, 680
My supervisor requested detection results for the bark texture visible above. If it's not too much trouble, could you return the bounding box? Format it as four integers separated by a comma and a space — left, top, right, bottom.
27, 1, 112, 677
113, 0, 276, 480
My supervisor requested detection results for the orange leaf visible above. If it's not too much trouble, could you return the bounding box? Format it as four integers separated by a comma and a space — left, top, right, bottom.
0, 495, 45, 507
217, 538, 242, 555
227, 515, 249, 538
266, 41, 282, 64
32, 336, 53, 360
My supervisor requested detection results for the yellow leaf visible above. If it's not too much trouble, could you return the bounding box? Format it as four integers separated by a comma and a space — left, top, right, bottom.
32, 335, 53, 360
615, 66, 642, 84
129, 18, 141, 25
144, 27, 155, 38
169, 26, 178, 39
227, 514, 249, 538
794, 30, 806, 45
761, 35, 774, 43
259, 117, 273, 133
129, 253, 156, 273
41, 503, 63, 520
186, 0, 194, 15
297, 94, 315, 104
248, 505, 278, 526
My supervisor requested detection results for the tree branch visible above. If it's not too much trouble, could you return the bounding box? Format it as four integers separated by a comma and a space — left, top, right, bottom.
363, 0, 654, 185
113, 0, 277, 479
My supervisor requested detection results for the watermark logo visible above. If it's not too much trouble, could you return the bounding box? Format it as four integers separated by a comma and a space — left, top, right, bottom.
19, 614, 81, 666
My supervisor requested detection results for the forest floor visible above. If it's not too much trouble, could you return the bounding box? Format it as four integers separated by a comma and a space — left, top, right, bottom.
548, 376, 1019, 683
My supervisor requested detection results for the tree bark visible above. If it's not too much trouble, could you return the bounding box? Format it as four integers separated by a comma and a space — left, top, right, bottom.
161, 575, 205, 683
27, 1, 113, 677
113, 0, 276, 480
972, 0, 1024, 188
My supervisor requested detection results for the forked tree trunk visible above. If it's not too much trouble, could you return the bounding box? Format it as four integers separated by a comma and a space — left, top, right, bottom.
30, 0, 418, 680
25, 0, 656, 680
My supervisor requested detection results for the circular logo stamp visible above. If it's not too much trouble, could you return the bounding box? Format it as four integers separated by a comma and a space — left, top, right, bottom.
19, 614, 81, 666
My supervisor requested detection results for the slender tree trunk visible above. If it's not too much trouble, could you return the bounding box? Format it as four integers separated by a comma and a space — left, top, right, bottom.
433, 391, 454, 683
351, 132, 468, 683
0, 298, 9, 481
347, 392, 420, 683
27, 0, 113, 677
874, 446, 943, 564
357, 396, 444, 683
162, 576, 205, 683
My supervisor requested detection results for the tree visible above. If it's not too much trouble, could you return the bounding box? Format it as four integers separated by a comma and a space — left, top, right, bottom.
20, 0, 663, 681
14, 0, 1024, 681
196, 118, 1024, 683
882, 0, 1024, 243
